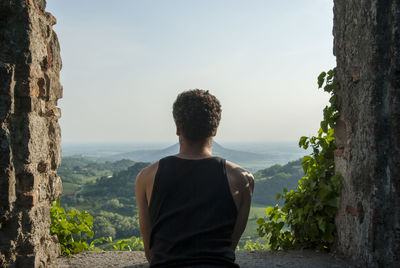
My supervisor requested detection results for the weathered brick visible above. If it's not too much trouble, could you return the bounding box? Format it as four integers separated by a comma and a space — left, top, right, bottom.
0, 0, 62, 266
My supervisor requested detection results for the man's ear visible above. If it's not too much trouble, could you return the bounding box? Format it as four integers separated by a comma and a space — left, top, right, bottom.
174, 121, 181, 136
212, 130, 217, 137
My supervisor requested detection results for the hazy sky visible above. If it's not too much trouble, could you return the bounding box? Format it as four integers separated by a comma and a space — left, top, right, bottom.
47, 0, 336, 143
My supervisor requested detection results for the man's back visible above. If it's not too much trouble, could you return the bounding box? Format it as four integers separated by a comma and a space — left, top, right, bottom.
136, 155, 254, 267
148, 156, 238, 267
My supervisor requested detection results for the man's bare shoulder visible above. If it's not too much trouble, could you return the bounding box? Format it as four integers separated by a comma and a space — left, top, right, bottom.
136, 161, 159, 184
225, 160, 254, 189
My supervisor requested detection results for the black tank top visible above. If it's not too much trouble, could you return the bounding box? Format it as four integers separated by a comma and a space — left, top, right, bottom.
148, 156, 239, 268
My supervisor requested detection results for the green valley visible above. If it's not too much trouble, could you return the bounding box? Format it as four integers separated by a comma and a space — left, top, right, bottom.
58, 153, 303, 245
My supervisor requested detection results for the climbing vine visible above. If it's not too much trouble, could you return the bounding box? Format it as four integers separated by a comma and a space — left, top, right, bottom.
256, 69, 341, 250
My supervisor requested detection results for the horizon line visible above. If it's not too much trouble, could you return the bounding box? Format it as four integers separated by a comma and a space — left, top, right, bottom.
62, 140, 300, 145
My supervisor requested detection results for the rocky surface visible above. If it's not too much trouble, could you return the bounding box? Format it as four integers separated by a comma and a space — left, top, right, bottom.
52, 250, 353, 268
0, 0, 63, 266
333, 0, 400, 266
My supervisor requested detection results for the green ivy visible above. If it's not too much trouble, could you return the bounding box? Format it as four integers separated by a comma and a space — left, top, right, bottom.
110, 236, 144, 251
236, 239, 269, 251
50, 198, 144, 256
256, 69, 341, 250
50, 197, 94, 256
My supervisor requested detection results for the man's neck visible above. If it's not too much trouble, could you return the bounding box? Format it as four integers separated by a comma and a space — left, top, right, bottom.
176, 137, 213, 159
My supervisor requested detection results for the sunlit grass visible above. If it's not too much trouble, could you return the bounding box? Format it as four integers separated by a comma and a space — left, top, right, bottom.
241, 204, 268, 240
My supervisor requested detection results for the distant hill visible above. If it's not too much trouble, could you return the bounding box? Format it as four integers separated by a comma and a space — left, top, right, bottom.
107, 141, 272, 164
58, 156, 136, 185
82, 162, 149, 201
252, 159, 303, 206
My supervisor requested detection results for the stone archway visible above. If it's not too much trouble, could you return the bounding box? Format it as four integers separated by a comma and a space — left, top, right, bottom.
0, 0, 399, 267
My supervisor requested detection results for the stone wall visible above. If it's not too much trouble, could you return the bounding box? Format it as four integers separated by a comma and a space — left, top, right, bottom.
333, 0, 400, 267
0, 0, 63, 267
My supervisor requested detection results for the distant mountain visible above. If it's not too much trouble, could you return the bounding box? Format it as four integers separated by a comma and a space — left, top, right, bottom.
106, 141, 271, 164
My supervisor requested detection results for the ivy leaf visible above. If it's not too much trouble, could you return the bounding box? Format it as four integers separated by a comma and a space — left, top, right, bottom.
265, 206, 274, 215
318, 72, 327, 88
320, 121, 328, 133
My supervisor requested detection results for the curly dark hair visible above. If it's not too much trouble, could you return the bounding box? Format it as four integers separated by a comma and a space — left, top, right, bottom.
173, 89, 222, 141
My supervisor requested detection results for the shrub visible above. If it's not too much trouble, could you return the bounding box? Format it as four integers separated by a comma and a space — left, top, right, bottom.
50, 197, 94, 256
256, 70, 341, 250
50, 198, 144, 255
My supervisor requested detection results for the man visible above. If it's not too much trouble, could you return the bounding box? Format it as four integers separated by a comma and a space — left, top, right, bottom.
136, 89, 254, 267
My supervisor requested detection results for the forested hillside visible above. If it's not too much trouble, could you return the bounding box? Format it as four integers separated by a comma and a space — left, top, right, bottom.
252, 159, 303, 205
58, 156, 303, 240
59, 158, 147, 240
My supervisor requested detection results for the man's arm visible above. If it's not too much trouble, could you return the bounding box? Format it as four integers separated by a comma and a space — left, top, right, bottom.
135, 162, 158, 261
225, 161, 255, 249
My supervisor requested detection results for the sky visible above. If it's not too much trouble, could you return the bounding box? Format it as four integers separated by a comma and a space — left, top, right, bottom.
46, 0, 336, 144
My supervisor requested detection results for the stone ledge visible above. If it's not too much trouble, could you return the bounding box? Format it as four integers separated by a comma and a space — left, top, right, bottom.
51, 250, 353, 268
